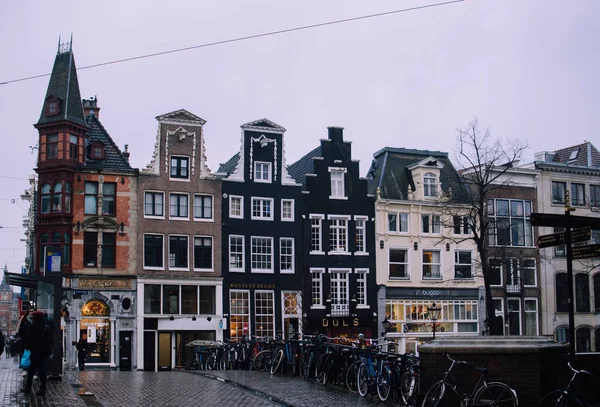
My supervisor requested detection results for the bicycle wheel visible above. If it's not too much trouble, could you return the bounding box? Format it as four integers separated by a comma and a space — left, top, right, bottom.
270, 349, 284, 375
401, 370, 419, 405
300, 352, 311, 380
205, 353, 216, 370
377, 364, 392, 402
537, 390, 573, 407
357, 363, 369, 397
473, 382, 517, 407
345, 360, 361, 393
254, 350, 272, 372
421, 380, 445, 407
315, 354, 327, 383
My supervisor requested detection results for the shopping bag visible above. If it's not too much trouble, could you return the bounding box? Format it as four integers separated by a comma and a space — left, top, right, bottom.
20, 349, 31, 369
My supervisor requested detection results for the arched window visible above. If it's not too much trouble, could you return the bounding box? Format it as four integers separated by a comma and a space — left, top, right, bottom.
555, 326, 569, 343
40, 184, 51, 214
555, 273, 569, 312
424, 173, 437, 197
53, 182, 63, 212
576, 328, 591, 352
594, 274, 600, 313
64, 182, 72, 213
575, 274, 590, 312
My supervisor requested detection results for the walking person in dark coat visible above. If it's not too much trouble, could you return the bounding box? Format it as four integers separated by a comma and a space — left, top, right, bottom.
76, 336, 88, 371
21, 311, 53, 397
17, 307, 34, 376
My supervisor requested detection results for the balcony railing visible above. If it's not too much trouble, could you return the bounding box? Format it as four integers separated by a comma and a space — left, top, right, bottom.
330, 303, 350, 317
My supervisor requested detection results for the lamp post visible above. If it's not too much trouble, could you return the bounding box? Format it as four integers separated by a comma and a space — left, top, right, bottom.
429, 303, 441, 340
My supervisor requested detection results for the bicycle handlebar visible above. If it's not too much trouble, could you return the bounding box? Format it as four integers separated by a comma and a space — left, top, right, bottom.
567, 362, 594, 377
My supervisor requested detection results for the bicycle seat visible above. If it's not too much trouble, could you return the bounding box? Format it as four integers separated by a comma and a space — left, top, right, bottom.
341, 348, 351, 353
474, 367, 488, 374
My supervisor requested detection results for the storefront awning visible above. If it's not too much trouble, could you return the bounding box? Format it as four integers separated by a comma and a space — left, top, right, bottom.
4, 271, 38, 289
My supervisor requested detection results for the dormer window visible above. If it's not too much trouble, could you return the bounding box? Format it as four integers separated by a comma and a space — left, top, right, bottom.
254, 161, 272, 183
89, 141, 105, 160
569, 149, 579, 161
424, 173, 437, 197
329, 168, 347, 199
170, 156, 189, 179
45, 96, 60, 116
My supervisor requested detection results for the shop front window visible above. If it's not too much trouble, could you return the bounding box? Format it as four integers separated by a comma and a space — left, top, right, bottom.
80, 300, 110, 364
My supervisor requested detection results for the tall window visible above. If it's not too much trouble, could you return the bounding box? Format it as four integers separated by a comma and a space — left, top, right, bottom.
163, 285, 179, 314
554, 227, 566, 257
40, 184, 51, 214
64, 182, 72, 213
47, 134, 58, 159
69, 134, 78, 160
169, 193, 189, 218
169, 235, 188, 269
251, 237, 273, 272
423, 250, 441, 279
594, 274, 600, 312
423, 173, 437, 197
310, 215, 323, 252
182, 286, 198, 314
230, 290, 250, 341
255, 291, 275, 338
144, 234, 164, 268
522, 258, 536, 286
311, 269, 324, 307
144, 284, 161, 314
229, 235, 244, 271
507, 299, 521, 335
280, 238, 294, 273
145, 192, 164, 217
330, 169, 345, 198
576, 328, 591, 353
524, 299, 538, 335
251, 197, 273, 220
193, 236, 213, 270
422, 214, 441, 234
389, 249, 408, 279
453, 216, 470, 235
254, 162, 271, 183
102, 232, 116, 268
194, 195, 213, 220
356, 269, 368, 307
388, 212, 408, 233
200, 286, 216, 314
487, 198, 533, 246
281, 199, 294, 221
83, 232, 98, 267
571, 183, 585, 206
355, 217, 367, 253
102, 183, 116, 215
575, 273, 590, 312
84, 182, 98, 215
489, 258, 502, 286
552, 181, 566, 204
556, 273, 569, 312
329, 217, 348, 252
591, 185, 600, 207
330, 270, 349, 317
229, 196, 243, 219
170, 156, 189, 179
454, 251, 472, 279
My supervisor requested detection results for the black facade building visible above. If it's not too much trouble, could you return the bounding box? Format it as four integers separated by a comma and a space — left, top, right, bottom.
288, 127, 377, 339
217, 119, 303, 340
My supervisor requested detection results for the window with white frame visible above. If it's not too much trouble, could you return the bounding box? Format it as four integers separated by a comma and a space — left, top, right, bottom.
493, 298, 504, 333
254, 161, 272, 183
329, 216, 348, 253
552, 181, 566, 204
144, 234, 164, 269
571, 183, 585, 206
388, 212, 408, 233
251, 197, 273, 220
423, 173, 437, 197
194, 194, 213, 220
255, 291, 275, 338
193, 236, 213, 271
251, 236, 273, 272
280, 238, 294, 273
355, 217, 367, 253
311, 268, 324, 307
144, 191, 164, 217
389, 249, 409, 279
591, 184, 600, 207
524, 298, 538, 335
356, 269, 368, 307
453, 216, 470, 235
310, 215, 323, 253
170, 156, 189, 179
330, 270, 350, 317
522, 258, 536, 286
507, 299, 521, 335
230, 196, 243, 219
281, 199, 294, 221
489, 258, 502, 286
422, 214, 441, 234
169, 235, 188, 269
282, 291, 301, 339
229, 235, 244, 271
487, 198, 533, 246
422, 250, 441, 279
329, 168, 346, 198
506, 259, 520, 290
230, 290, 250, 341
169, 193, 189, 219
454, 251, 472, 279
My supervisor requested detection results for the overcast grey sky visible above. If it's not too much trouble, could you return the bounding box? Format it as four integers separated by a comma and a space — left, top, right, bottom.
1, 0, 599, 274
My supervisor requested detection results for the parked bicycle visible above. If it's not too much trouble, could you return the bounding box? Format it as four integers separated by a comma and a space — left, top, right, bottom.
421, 353, 518, 407
538, 362, 598, 407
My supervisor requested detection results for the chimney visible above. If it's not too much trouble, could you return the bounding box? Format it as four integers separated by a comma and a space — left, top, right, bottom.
123, 144, 130, 162
327, 126, 344, 141
82, 96, 100, 118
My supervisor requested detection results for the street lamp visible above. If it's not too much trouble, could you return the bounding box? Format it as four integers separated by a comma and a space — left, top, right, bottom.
429, 303, 442, 340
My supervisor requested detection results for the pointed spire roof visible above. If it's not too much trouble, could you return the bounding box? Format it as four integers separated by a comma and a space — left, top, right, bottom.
36, 40, 87, 128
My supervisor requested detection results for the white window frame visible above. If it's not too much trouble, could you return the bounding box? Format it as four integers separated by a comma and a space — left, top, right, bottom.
328, 215, 350, 254
169, 192, 189, 220
355, 268, 369, 309
522, 258, 537, 287
170, 155, 190, 181
230, 289, 250, 342
422, 249, 442, 280
453, 215, 471, 235
389, 248, 409, 280
354, 216, 368, 255
229, 195, 243, 219
454, 250, 473, 279
310, 214, 324, 254
193, 194, 214, 222
329, 167, 347, 199
254, 290, 275, 338
251, 236, 273, 273
280, 237, 294, 274
489, 258, 503, 287
329, 268, 351, 316
143, 233, 164, 270
423, 172, 437, 198
251, 197, 274, 221
387, 212, 409, 233
193, 235, 213, 272
507, 298, 521, 335
310, 268, 325, 309
254, 161, 272, 183
281, 199, 295, 222
524, 298, 539, 336
422, 214, 442, 234
144, 191, 165, 219
229, 235, 244, 272
282, 291, 302, 338
168, 234, 189, 271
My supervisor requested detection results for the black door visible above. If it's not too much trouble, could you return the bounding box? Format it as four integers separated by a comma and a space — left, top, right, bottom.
143, 331, 156, 371
119, 331, 132, 371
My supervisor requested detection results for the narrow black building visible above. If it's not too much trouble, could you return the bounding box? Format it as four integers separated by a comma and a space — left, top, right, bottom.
288, 127, 377, 339
217, 119, 303, 340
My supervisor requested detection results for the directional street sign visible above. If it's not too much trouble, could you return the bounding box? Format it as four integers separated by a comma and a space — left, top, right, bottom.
572, 227, 592, 243
572, 243, 600, 260
537, 227, 591, 248
530, 213, 600, 229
